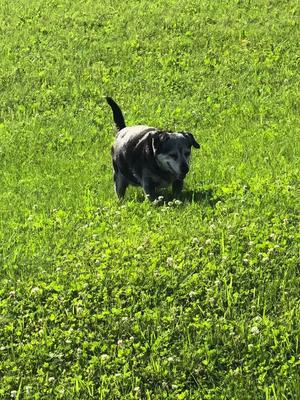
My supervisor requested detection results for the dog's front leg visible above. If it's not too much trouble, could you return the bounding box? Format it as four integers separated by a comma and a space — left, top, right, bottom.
172, 179, 184, 196
142, 177, 156, 201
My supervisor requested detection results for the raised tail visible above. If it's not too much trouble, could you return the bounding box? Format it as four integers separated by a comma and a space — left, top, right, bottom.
106, 97, 126, 131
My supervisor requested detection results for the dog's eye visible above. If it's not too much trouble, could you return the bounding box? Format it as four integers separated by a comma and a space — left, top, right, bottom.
170, 154, 178, 160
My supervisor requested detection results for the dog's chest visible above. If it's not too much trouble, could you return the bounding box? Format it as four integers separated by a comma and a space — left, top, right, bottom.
142, 169, 174, 188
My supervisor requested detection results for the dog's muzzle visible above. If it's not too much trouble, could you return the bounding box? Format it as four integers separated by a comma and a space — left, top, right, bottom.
179, 163, 189, 178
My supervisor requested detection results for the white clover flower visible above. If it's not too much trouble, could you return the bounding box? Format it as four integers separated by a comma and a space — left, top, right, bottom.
205, 239, 212, 245
25, 386, 32, 395
153, 196, 164, 205
250, 326, 260, 335
192, 237, 199, 245
48, 377, 55, 383
10, 391, 17, 398
166, 257, 174, 266
117, 339, 124, 347
100, 354, 110, 361
76, 306, 83, 314
31, 287, 40, 295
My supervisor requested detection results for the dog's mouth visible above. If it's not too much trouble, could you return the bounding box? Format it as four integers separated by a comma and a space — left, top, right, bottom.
165, 162, 188, 180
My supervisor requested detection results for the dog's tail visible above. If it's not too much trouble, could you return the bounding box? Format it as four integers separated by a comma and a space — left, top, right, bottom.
106, 97, 126, 131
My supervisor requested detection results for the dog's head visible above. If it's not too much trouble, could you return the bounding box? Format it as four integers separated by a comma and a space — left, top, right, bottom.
152, 131, 200, 179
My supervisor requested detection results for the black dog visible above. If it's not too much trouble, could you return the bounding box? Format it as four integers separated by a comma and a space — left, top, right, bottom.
106, 97, 200, 200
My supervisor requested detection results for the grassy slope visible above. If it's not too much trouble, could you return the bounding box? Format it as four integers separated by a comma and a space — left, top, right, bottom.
0, 0, 299, 398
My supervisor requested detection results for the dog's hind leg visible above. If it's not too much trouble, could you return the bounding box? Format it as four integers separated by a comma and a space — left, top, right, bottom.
114, 172, 128, 199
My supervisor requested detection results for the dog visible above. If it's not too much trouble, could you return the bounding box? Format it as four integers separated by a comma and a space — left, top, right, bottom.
106, 97, 200, 200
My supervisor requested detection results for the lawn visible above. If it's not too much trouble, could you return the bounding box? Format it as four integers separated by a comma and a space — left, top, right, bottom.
0, 0, 299, 398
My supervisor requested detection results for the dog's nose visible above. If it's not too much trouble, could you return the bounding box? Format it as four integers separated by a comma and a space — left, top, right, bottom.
181, 163, 189, 175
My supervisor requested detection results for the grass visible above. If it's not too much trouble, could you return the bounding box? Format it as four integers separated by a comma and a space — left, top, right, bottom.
0, 0, 299, 398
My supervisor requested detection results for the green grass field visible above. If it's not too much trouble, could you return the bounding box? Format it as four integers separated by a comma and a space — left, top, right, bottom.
1, 0, 299, 398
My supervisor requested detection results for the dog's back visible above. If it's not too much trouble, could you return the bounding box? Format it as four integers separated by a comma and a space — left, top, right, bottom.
114, 126, 156, 150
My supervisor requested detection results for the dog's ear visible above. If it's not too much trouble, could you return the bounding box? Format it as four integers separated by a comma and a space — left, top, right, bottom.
184, 132, 200, 149
152, 131, 169, 154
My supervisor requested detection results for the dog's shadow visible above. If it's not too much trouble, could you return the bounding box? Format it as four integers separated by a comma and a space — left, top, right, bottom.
134, 187, 220, 206
178, 188, 217, 204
